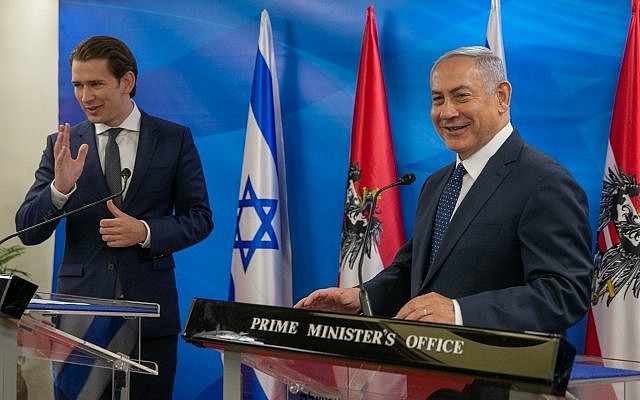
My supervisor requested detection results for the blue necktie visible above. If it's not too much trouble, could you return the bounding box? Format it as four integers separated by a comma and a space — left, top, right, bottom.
429, 163, 466, 266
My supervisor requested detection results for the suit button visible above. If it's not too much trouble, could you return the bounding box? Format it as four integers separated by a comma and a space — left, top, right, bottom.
107, 263, 115, 271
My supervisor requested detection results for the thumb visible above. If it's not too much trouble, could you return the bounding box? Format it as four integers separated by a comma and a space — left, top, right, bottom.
106, 199, 123, 217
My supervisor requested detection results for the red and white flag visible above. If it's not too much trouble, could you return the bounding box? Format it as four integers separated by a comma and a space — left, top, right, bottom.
338, 5, 405, 289
336, 6, 407, 398
586, 0, 640, 398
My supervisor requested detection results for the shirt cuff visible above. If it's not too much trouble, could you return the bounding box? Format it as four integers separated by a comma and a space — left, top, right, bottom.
140, 220, 151, 248
452, 299, 463, 326
50, 181, 76, 210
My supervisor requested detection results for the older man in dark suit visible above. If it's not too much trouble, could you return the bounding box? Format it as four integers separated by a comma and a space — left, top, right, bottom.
295, 46, 593, 334
16, 36, 213, 399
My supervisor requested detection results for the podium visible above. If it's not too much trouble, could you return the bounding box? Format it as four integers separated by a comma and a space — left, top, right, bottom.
1, 274, 37, 400
182, 299, 640, 400
1, 275, 160, 400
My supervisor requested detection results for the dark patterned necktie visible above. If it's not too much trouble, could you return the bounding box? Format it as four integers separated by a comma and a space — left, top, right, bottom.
429, 163, 467, 266
105, 128, 123, 207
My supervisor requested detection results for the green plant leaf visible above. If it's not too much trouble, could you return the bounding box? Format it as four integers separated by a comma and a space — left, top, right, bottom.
0, 245, 27, 275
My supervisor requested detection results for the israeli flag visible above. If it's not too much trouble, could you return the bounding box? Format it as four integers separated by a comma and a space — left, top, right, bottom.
486, 0, 507, 77
229, 9, 291, 399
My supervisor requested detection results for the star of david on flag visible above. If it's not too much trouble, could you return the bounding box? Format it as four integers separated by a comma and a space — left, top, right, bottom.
234, 177, 279, 271
229, 9, 291, 400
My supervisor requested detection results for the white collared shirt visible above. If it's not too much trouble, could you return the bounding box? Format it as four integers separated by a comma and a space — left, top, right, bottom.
94, 101, 142, 200
453, 122, 513, 217
450, 121, 513, 325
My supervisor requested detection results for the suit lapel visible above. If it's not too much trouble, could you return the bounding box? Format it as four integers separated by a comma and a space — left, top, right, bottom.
74, 122, 109, 199
410, 164, 454, 296
420, 132, 524, 289
124, 112, 158, 208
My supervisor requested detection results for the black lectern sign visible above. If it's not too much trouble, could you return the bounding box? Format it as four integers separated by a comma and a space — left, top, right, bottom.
182, 299, 575, 396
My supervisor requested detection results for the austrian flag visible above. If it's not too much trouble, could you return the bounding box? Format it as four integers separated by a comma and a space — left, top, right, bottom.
586, 1, 640, 398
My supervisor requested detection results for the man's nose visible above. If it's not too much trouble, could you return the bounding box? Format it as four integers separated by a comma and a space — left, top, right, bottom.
81, 87, 94, 102
439, 100, 459, 119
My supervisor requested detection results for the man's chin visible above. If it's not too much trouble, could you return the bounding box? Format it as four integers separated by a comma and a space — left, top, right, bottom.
443, 140, 472, 157
443, 137, 467, 149
84, 114, 102, 123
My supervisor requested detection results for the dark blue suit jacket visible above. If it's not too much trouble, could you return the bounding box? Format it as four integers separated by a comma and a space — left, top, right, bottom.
16, 111, 213, 337
364, 131, 593, 333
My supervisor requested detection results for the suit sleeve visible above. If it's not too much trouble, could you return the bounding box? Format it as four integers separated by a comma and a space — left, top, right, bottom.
145, 128, 213, 257
15, 134, 65, 245
457, 171, 594, 333
364, 238, 414, 317
364, 176, 433, 317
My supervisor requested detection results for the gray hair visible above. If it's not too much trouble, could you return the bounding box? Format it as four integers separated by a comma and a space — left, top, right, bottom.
430, 46, 506, 93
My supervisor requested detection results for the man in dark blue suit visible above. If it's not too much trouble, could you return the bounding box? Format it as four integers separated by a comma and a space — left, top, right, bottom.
296, 46, 593, 334
16, 36, 213, 399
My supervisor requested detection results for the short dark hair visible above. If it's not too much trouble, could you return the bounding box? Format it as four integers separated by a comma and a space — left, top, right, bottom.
70, 36, 138, 97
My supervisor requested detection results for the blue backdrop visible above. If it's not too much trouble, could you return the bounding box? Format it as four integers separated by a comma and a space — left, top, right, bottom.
58, 1, 628, 398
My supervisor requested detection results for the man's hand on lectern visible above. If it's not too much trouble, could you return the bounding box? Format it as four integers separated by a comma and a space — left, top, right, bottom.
294, 287, 361, 314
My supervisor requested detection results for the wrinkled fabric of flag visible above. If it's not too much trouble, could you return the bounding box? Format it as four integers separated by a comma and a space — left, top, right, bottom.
486, 0, 507, 76
336, 6, 408, 399
585, 1, 640, 399
229, 9, 292, 400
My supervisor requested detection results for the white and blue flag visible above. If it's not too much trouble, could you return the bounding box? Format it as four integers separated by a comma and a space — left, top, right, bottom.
486, 0, 507, 77
229, 9, 291, 399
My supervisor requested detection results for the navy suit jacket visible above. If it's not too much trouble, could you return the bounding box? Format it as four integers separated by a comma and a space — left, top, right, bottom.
16, 111, 213, 337
364, 131, 593, 333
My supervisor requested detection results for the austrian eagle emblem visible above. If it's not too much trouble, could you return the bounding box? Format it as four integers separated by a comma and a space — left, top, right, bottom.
592, 165, 640, 306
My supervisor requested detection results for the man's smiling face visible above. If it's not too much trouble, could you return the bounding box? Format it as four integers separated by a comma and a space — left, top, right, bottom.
71, 58, 134, 127
430, 56, 507, 160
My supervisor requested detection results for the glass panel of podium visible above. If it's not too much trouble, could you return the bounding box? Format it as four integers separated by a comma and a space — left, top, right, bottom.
568, 355, 640, 400
18, 314, 157, 400
182, 299, 640, 400
1, 278, 160, 400
18, 313, 157, 374
215, 350, 640, 399
22, 292, 160, 400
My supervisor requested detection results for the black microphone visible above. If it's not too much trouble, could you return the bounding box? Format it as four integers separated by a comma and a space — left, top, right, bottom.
0, 169, 132, 246
378, 172, 416, 192
358, 173, 416, 316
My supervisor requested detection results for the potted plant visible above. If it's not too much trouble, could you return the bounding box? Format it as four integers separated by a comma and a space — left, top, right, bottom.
0, 244, 29, 278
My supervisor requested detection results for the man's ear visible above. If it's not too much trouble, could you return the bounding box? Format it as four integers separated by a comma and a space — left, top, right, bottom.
120, 71, 136, 96
496, 81, 512, 113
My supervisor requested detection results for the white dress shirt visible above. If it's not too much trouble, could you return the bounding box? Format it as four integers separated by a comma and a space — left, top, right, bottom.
450, 122, 514, 325
93, 103, 141, 199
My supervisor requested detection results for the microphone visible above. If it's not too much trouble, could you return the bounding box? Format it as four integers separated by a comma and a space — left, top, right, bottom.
0, 169, 132, 246
358, 173, 416, 316
378, 172, 416, 191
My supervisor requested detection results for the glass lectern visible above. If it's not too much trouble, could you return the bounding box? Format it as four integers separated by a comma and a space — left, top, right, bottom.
1, 277, 161, 400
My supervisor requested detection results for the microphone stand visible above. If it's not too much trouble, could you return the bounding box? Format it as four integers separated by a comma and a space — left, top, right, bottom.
357, 173, 415, 316
357, 189, 379, 316
1, 170, 131, 246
